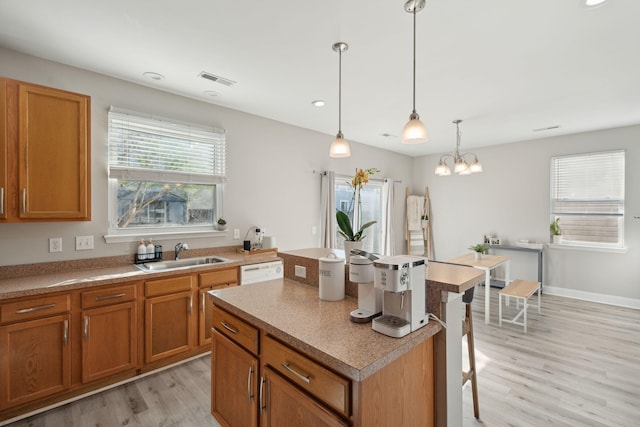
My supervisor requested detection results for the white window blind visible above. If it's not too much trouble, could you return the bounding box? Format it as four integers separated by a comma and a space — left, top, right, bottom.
550, 149, 625, 246
108, 107, 226, 184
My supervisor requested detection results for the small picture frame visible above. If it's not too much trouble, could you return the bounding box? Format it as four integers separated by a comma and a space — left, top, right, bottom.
490, 237, 501, 245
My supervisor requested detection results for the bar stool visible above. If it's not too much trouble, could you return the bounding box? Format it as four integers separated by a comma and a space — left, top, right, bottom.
462, 287, 479, 419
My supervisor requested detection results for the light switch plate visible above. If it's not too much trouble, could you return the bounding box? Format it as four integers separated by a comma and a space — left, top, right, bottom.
233, 228, 240, 239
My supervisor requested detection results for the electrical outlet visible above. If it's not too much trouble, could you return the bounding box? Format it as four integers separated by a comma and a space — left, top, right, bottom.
295, 265, 307, 278
76, 235, 94, 250
233, 228, 240, 239
49, 237, 62, 253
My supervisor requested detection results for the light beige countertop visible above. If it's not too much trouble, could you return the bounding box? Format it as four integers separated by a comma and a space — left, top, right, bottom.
209, 278, 442, 383
0, 250, 279, 300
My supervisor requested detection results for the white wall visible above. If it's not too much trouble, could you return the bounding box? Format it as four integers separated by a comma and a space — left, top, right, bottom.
413, 126, 640, 305
0, 47, 413, 266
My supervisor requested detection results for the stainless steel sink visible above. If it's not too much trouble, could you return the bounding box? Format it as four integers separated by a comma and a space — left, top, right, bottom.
135, 255, 231, 272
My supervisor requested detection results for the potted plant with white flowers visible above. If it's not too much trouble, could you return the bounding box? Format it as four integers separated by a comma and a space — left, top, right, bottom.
337, 167, 380, 262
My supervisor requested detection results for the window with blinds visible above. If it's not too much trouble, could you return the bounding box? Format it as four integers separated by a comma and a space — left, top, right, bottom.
107, 107, 226, 230
550, 149, 625, 248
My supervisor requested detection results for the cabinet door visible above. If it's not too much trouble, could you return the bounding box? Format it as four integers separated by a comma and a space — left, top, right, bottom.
0, 79, 7, 220
0, 314, 71, 409
199, 281, 237, 346
261, 367, 348, 427
82, 301, 137, 383
17, 83, 90, 220
145, 291, 194, 364
211, 331, 258, 427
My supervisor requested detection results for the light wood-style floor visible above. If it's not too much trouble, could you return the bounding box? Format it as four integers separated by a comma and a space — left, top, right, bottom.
463, 286, 640, 427
4, 288, 639, 427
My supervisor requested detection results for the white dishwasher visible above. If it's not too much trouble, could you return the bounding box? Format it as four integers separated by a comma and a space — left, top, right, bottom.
240, 260, 284, 285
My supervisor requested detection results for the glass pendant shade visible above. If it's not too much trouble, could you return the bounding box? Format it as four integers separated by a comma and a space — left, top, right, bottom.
454, 158, 469, 174
329, 133, 351, 158
469, 159, 483, 173
402, 116, 428, 144
434, 161, 450, 176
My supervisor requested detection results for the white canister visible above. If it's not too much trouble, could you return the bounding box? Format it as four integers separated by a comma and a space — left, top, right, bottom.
262, 235, 276, 249
319, 253, 345, 301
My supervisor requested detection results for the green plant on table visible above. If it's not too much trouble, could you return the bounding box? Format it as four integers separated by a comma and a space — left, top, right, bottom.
468, 244, 488, 254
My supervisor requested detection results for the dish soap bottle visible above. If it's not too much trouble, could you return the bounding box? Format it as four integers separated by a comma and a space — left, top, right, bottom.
137, 239, 147, 261
146, 239, 155, 260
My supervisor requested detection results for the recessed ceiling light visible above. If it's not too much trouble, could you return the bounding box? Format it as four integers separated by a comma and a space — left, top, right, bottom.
311, 100, 326, 107
582, 0, 609, 9
143, 72, 164, 81
204, 90, 219, 97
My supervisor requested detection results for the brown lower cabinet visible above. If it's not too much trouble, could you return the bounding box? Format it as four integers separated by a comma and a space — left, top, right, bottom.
81, 284, 138, 384
0, 266, 238, 422
211, 304, 435, 427
261, 367, 348, 427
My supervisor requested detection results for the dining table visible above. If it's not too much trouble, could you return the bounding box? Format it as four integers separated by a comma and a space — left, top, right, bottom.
444, 253, 511, 324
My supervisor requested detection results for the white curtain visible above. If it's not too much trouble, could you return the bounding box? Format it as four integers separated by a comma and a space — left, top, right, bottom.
320, 171, 336, 248
381, 179, 395, 256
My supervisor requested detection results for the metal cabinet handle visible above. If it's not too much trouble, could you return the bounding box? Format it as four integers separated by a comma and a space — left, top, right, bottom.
259, 376, 265, 413
281, 362, 311, 384
21, 188, 26, 213
189, 295, 193, 315
202, 293, 206, 313
95, 293, 126, 301
63, 320, 69, 346
220, 321, 238, 334
84, 316, 89, 341
247, 366, 253, 402
0, 187, 4, 215
17, 304, 55, 314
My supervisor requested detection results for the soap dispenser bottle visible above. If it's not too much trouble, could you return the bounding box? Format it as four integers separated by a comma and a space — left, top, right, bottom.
137, 239, 147, 261
146, 239, 155, 260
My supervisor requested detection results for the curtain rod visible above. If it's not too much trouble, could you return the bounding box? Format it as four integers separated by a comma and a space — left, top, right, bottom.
313, 170, 402, 184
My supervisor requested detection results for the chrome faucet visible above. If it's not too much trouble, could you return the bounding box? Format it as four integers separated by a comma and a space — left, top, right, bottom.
175, 242, 189, 260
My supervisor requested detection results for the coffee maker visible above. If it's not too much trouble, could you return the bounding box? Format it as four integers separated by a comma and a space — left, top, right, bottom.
348, 249, 382, 323
371, 255, 428, 338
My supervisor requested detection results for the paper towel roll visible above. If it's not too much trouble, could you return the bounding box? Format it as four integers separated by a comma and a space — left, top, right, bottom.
262, 235, 276, 249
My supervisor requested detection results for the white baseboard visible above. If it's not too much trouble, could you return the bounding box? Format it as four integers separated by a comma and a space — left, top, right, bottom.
544, 286, 640, 310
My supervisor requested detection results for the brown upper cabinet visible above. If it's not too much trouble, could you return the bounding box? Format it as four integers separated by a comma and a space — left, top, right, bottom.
0, 77, 91, 222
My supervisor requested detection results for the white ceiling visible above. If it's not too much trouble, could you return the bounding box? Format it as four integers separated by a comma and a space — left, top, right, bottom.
1, 0, 639, 157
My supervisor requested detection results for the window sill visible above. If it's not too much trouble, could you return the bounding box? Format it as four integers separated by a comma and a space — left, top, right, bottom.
547, 243, 627, 254
104, 229, 227, 244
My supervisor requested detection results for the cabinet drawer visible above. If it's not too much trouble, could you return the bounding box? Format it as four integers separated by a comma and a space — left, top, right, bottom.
262, 335, 350, 417
145, 275, 192, 297
199, 268, 237, 288
1, 293, 70, 323
212, 306, 258, 355
82, 284, 136, 309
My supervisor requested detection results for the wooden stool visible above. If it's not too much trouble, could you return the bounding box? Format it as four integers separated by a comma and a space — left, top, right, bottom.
462, 288, 479, 419
498, 279, 541, 333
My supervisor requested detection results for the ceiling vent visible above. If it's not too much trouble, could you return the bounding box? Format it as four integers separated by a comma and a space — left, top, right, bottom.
198, 71, 236, 87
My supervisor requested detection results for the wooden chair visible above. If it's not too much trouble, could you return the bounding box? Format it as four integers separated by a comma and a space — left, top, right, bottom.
462, 287, 479, 419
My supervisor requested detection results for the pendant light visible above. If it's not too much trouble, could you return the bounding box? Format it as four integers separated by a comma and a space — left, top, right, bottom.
329, 42, 351, 158
401, 0, 428, 144
434, 120, 483, 176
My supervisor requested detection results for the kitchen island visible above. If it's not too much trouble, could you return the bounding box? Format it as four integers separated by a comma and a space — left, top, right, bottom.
209, 258, 485, 427
210, 278, 439, 427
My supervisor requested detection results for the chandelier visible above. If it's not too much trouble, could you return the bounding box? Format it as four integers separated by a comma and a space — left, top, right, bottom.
434, 120, 483, 176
